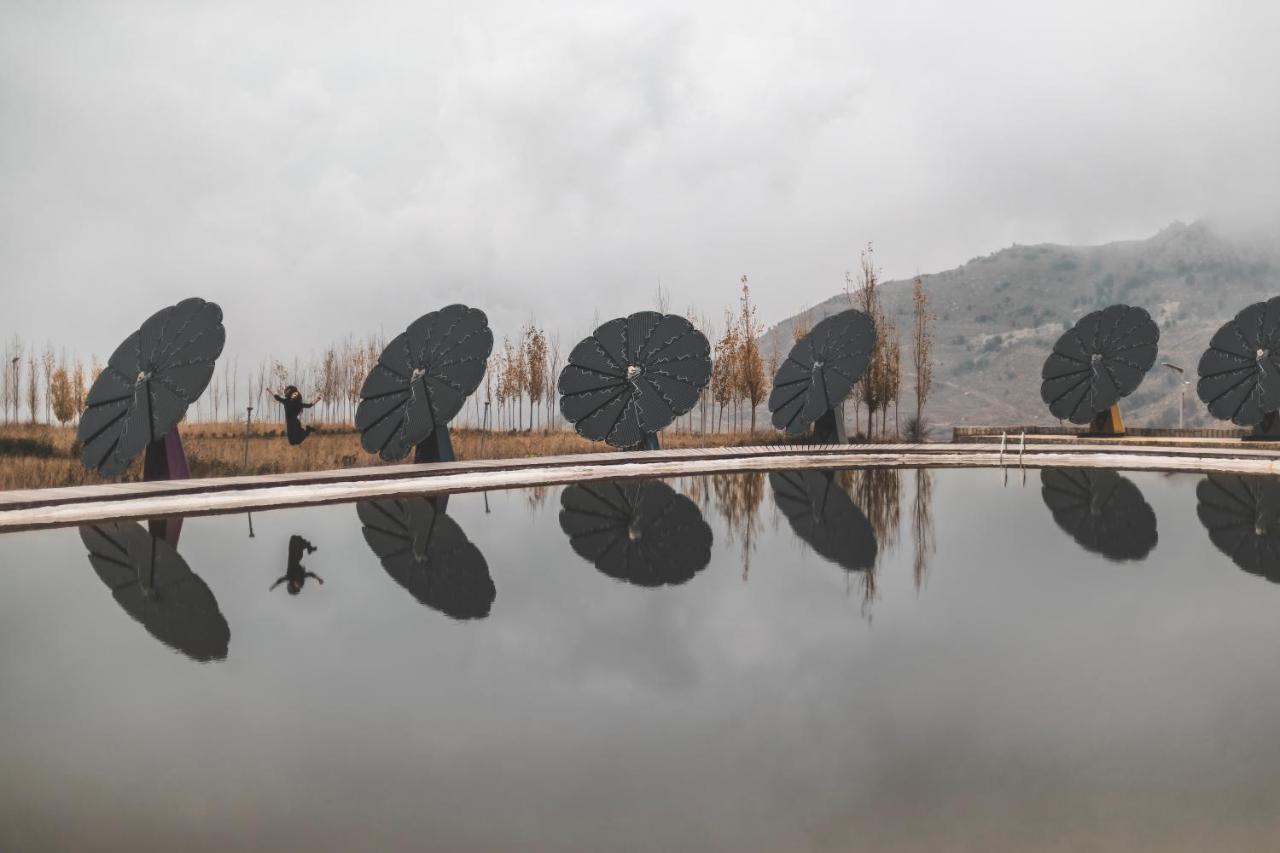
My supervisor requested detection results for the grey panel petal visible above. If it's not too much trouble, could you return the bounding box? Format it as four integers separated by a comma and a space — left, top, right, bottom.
1040, 468, 1157, 561
1197, 297, 1280, 426
80, 521, 229, 662
767, 309, 876, 435
77, 298, 224, 476
1040, 304, 1159, 422
1196, 474, 1280, 583
559, 480, 713, 587
769, 469, 877, 572
356, 305, 493, 461
358, 498, 494, 619
559, 313, 712, 447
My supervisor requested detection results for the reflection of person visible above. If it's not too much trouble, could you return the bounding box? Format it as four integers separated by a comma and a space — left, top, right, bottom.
267, 385, 322, 446
271, 535, 324, 595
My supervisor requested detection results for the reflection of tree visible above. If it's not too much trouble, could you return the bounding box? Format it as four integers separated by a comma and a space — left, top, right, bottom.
911, 468, 935, 591
524, 484, 550, 512
677, 473, 768, 580
835, 467, 902, 606
712, 472, 766, 579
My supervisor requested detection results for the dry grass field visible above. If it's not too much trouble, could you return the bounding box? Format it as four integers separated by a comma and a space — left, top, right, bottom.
0, 422, 786, 491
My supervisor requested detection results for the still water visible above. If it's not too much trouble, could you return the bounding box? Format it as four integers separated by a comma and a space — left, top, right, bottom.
1, 468, 1278, 852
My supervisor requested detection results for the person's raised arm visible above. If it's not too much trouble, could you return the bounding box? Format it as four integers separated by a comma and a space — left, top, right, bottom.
270, 576, 288, 590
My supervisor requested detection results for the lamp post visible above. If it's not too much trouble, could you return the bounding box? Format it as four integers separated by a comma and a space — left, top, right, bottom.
1161, 362, 1189, 430
243, 405, 253, 469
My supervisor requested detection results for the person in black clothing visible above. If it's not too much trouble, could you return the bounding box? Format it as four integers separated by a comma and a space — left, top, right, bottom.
267, 385, 322, 446
271, 535, 324, 595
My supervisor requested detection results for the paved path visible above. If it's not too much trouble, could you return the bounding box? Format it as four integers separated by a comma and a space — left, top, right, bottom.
3, 442, 1278, 531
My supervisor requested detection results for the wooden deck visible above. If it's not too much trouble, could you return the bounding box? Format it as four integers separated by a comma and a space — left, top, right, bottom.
3, 441, 1279, 532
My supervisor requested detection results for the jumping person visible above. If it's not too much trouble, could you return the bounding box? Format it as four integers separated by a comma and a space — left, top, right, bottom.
270, 534, 324, 596
267, 385, 322, 446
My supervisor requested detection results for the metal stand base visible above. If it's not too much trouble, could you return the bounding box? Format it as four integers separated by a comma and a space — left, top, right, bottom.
1245, 411, 1280, 441
1085, 403, 1125, 437
414, 426, 455, 463
627, 433, 661, 452
812, 406, 848, 444
143, 427, 191, 482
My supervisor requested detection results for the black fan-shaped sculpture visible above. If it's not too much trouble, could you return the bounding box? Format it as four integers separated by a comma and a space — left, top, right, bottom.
769, 469, 877, 572
559, 479, 713, 587
1040, 468, 1157, 562
358, 495, 495, 619
558, 312, 711, 450
80, 520, 230, 662
356, 304, 493, 463
1196, 474, 1280, 584
1040, 304, 1159, 434
1197, 296, 1280, 437
768, 310, 876, 443
77, 298, 225, 479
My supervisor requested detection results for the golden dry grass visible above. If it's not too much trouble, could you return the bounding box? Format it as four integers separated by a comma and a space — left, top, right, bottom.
0, 422, 783, 491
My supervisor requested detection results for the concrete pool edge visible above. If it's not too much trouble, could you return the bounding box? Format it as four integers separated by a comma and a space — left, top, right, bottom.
2, 442, 1279, 532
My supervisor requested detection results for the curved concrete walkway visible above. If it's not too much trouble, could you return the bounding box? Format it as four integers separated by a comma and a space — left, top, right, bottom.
2, 441, 1278, 531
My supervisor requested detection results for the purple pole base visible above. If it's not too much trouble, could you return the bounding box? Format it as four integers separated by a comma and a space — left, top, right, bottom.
143, 427, 192, 481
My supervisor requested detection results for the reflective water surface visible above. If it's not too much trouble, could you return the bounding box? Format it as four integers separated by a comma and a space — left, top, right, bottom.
2, 468, 1280, 852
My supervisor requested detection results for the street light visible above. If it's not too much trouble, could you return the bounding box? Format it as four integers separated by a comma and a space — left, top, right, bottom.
1161, 362, 1189, 430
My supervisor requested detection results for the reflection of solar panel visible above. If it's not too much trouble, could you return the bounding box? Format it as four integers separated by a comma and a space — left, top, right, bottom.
357, 496, 495, 620
768, 309, 875, 443
559, 479, 713, 587
77, 298, 225, 479
1040, 468, 1157, 562
355, 304, 493, 463
1196, 474, 1280, 584
1040, 304, 1158, 435
80, 520, 230, 662
769, 469, 877, 572
1197, 297, 1280, 438
558, 312, 711, 450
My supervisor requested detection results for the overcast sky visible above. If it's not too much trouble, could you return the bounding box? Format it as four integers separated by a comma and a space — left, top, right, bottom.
3, 0, 1278, 367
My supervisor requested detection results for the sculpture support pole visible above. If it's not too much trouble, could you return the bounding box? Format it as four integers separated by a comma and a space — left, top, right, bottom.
1086, 404, 1125, 437
812, 405, 848, 444
414, 426, 455, 463
143, 427, 191, 482
1245, 411, 1280, 441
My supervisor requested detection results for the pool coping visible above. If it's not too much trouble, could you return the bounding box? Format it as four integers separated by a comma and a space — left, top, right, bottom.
2, 441, 1279, 531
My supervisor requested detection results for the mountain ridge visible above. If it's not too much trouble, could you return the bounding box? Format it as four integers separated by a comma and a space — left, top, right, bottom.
762, 221, 1278, 431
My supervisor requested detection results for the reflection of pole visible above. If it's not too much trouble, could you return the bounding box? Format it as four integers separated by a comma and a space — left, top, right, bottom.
243, 406, 253, 470
247, 511, 255, 538
483, 491, 490, 514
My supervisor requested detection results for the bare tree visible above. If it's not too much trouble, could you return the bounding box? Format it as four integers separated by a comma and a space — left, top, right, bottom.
26, 351, 38, 423
42, 344, 55, 423
50, 367, 75, 425
911, 276, 935, 437
524, 324, 548, 431
736, 277, 766, 433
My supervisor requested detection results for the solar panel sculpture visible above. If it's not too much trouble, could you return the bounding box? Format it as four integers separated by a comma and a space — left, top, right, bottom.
358, 495, 495, 619
77, 298, 225, 480
1040, 304, 1159, 435
558, 312, 711, 450
768, 309, 876, 443
355, 304, 493, 463
1196, 296, 1280, 439
1039, 468, 1157, 562
559, 479, 714, 587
